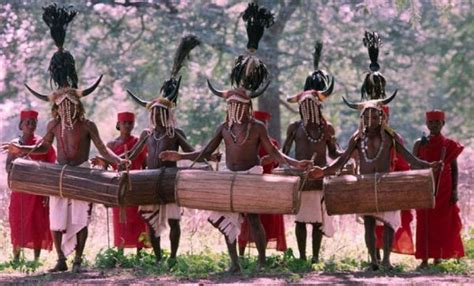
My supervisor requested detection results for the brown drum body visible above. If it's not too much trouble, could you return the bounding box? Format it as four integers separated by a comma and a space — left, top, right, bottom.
8, 158, 125, 205
324, 169, 435, 215
8, 158, 177, 206
175, 170, 301, 214
271, 168, 322, 191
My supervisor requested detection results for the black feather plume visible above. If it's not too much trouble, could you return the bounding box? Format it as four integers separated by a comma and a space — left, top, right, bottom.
313, 42, 323, 70
230, 55, 268, 91
42, 3, 77, 49
171, 35, 200, 77
363, 31, 382, 72
242, 3, 274, 50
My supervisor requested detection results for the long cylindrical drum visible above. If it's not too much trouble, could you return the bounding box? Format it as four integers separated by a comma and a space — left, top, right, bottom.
175, 170, 301, 214
8, 158, 178, 206
324, 169, 435, 215
8, 158, 125, 205
122, 168, 177, 206
271, 168, 322, 191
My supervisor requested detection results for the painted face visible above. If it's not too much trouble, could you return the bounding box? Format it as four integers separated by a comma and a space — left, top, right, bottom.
299, 98, 321, 125
151, 106, 169, 128
362, 107, 382, 130
426, 119, 444, 135
20, 118, 37, 134
227, 100, 250, 126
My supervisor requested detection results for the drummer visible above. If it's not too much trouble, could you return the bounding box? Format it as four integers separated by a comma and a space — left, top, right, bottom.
113, 36, 201, 266
6, 110, 56, 262
281, 42, 340, 264
160, 3, 313, 273
308, 32, 441, 270
2, 5, 128, 273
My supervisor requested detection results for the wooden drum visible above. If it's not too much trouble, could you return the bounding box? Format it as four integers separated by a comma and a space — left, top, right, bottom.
8, 158, 178, 206
175, 170, 301, 214
323, 169, 435, 215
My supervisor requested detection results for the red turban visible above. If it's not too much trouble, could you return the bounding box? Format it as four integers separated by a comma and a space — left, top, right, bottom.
117, 112, 135, 122
253, 110, 271, 122
426, 110, 445, 121
20, 110, 38, 120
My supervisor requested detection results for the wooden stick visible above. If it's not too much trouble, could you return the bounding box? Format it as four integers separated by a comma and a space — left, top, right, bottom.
434, 146, 447, 197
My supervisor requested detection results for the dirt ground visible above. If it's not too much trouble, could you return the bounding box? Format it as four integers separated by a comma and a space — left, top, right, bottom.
0, 268, 473, 285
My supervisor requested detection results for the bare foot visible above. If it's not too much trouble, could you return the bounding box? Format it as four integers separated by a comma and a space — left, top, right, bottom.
228, 264, 241, 274
48, 259, 68, 273
255, 261, 266, 272
381, 260, 393, 271
366, 262, 380, 271
434, 259, 442, 265
71, 262, 82, 274
418, 261, 429, 269
311, 257, 319, 264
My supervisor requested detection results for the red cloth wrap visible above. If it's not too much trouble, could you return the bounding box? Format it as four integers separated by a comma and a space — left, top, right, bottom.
111, 135, 149, 248
9, 135, 55, 251
415, 134, 464, 259
238, 138, 287, 252
374, 137, 415, 254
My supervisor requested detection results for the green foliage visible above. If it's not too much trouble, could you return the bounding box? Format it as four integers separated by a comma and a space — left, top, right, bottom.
464, 227, 474, 259
428, 260, 471, 275
0, 256, 42, 274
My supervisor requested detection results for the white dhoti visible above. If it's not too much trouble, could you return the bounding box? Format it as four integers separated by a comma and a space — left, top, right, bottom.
49, 162, 92, 256
295, 191, 335, 237
140, 203, 182, 237
358, 210, 401, 231
208, 165, 264, 243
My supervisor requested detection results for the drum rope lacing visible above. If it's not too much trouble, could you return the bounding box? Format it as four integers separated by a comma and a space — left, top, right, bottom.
229, 173, 237, 213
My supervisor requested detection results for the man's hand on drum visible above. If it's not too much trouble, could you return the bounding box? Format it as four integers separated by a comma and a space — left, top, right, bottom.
209, 152, 222, 162
1, 142, 21, 155
308, 166, 324, 180
90, 156, 108, 169
430, 160, 443, 173
295, 159, 313, 171
159, 150, 181, 161
260, 155, 276, 166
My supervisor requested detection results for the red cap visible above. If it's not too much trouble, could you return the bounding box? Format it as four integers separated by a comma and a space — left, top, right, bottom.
20, 110, 38, 120
426, 110, 445, 121
117, 112, 135, 122
253, 110, 271, 122
381, 105, 389, 117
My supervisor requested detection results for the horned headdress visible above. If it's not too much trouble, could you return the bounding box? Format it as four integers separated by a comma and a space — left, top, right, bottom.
286, 42, 334, 126
342, 31, 398, 112
25, 3, 102, 135
207, 3, 274, 104
127, 35, 200, 137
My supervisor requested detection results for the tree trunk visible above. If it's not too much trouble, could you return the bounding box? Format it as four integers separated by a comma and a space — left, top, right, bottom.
258, 0, 299, 142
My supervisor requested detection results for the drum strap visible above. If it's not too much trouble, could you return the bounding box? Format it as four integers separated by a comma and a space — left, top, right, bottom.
229, 173, 237, 212
374, 173, 380, 213
59, 164, 68, 198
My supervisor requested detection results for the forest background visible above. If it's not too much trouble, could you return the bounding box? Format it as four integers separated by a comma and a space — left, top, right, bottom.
0, 0, 472, 282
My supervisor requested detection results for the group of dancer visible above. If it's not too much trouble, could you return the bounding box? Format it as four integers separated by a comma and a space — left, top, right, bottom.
2, 3, 464, 274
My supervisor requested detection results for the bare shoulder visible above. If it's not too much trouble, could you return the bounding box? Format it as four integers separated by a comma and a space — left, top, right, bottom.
286, 121, 300, 134
83, 119, 98, 131
46, 119, 59, 130
175, 128, 187, 138
324, 121, 336, 135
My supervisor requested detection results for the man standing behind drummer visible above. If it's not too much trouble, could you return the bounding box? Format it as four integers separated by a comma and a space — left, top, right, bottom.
6, 110, 56, 262
105, 112, 149, 255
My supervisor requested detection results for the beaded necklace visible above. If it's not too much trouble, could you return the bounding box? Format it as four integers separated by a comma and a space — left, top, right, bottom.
360, 128, 385, 163
301, 121, 325, 143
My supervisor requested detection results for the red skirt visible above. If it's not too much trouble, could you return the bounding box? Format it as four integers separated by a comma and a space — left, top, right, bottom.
375, 210, 414, 255
9, 192, 52, 250
238, 214, 287, 252
112, 206, 149, 248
